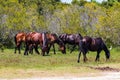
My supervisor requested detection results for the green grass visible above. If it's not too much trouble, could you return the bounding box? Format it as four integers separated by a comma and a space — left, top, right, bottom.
0, 48, 120, 78
0, 48, 120, 69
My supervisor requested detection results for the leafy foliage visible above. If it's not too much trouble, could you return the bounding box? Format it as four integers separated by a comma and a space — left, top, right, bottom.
0, 0, 120, 48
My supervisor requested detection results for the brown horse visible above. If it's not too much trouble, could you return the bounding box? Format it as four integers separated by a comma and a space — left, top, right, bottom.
24, 32, 48, 56
14, 32, 26, 54
77, 36, 110, 63
46, 33, 66, 54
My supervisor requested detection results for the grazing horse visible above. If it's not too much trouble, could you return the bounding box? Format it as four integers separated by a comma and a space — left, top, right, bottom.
14, 32, 26, 54
24, 32, 48, 56
46, 33, 66, 54
77, 36, 110, 63
59, 33, 83, 53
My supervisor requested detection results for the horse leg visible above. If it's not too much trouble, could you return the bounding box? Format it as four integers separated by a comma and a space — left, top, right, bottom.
29, 44, 34, 54
14, 46, 17, 54
95, 50, 101, 61
18, 42, 22, 54
34, 45, 40, 55
77, 51, 81, 63
24, 43, 29, 55
52, 44, 56, 54
83, 53, 87, 62
18, 45, 21, 54
14, 42, 20, 54
46, 44, 51, 55
70, 45, 76, 53
41, 50, 45, 56
24, 46, 27, 55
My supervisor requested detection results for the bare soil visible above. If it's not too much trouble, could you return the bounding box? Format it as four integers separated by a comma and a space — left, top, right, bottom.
0, 66, 120, 80
88, 66, 120, 72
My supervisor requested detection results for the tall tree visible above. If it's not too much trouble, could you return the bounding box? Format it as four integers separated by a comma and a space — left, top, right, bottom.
91, 0, 96, 2
72, 0, 87, 6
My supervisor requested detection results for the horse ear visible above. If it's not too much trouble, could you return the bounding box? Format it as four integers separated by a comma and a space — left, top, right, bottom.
78, 33, 83, 39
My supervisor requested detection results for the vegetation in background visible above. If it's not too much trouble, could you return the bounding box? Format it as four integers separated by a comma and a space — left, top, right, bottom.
0, 0, 120, 48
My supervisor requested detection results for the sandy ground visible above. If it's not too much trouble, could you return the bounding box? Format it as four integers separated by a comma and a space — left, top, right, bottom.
0, 66, 120, 80
1, 72, 120, 80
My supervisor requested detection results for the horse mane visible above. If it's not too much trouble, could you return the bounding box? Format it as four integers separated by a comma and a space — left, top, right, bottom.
77, 33, 83, 40
52, 33, 64, 45
78, 33, 82, 37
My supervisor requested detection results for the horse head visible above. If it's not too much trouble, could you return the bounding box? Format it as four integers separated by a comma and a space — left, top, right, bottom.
58, 41, 66, 54
53, 33, 66, 54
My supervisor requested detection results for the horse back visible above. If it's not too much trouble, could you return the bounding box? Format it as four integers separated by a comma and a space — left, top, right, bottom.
31, 32, 43, 43
59, 34, 67, 42
46, 33, 57, 43
15, 32, 26, 42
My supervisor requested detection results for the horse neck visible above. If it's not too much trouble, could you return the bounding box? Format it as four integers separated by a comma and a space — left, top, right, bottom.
102, 42, 109, 53
55, 37, 64, 46
102, 43, 110, 59
76, 34, 83, 44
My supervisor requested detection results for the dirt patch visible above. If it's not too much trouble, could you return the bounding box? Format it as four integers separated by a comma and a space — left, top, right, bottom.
88, 66, 120, 72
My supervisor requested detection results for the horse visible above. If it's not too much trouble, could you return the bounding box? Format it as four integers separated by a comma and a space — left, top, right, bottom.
24, 32, 48, 56
59, 33, 83, 53
14, 32, 26, 54
46, 33, 66, 54
77, 36, 110, 63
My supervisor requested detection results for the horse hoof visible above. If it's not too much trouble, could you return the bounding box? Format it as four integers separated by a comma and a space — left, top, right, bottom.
42, 54, 45, 56
24, 54, 26, 55
77, 60, 80, 63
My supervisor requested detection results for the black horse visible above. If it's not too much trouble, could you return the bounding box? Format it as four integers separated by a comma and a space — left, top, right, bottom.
59, 33, 83, 53
77, 36, 110, 63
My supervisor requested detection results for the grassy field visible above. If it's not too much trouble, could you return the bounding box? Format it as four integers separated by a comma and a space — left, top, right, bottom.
0, 47, 120, 78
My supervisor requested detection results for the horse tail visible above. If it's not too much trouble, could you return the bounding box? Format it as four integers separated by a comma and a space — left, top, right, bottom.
42, 32, 47, 49
44, 33, 48, 46
14, 34, 17, 45
102, 42, 110, 60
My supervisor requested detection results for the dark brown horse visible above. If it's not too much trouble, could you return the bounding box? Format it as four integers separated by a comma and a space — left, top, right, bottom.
59, 33, 83, 53
77, 36, 110, 63
14, 32, 26, 54
46, 33, 66, 54
24, 32, 48, 56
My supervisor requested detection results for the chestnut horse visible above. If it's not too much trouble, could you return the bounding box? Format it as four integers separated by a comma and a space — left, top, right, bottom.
24, 32, 48, 56
59, 33, 83, 53
77, 36, 110, 63
14, 32, 26, 54
46, 33, 66, 54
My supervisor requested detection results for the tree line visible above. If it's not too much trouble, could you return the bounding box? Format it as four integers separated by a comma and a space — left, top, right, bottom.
0, 0, 120, 48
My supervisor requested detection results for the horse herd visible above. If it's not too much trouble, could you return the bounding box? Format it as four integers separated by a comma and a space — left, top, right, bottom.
14, 32, 110, 63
